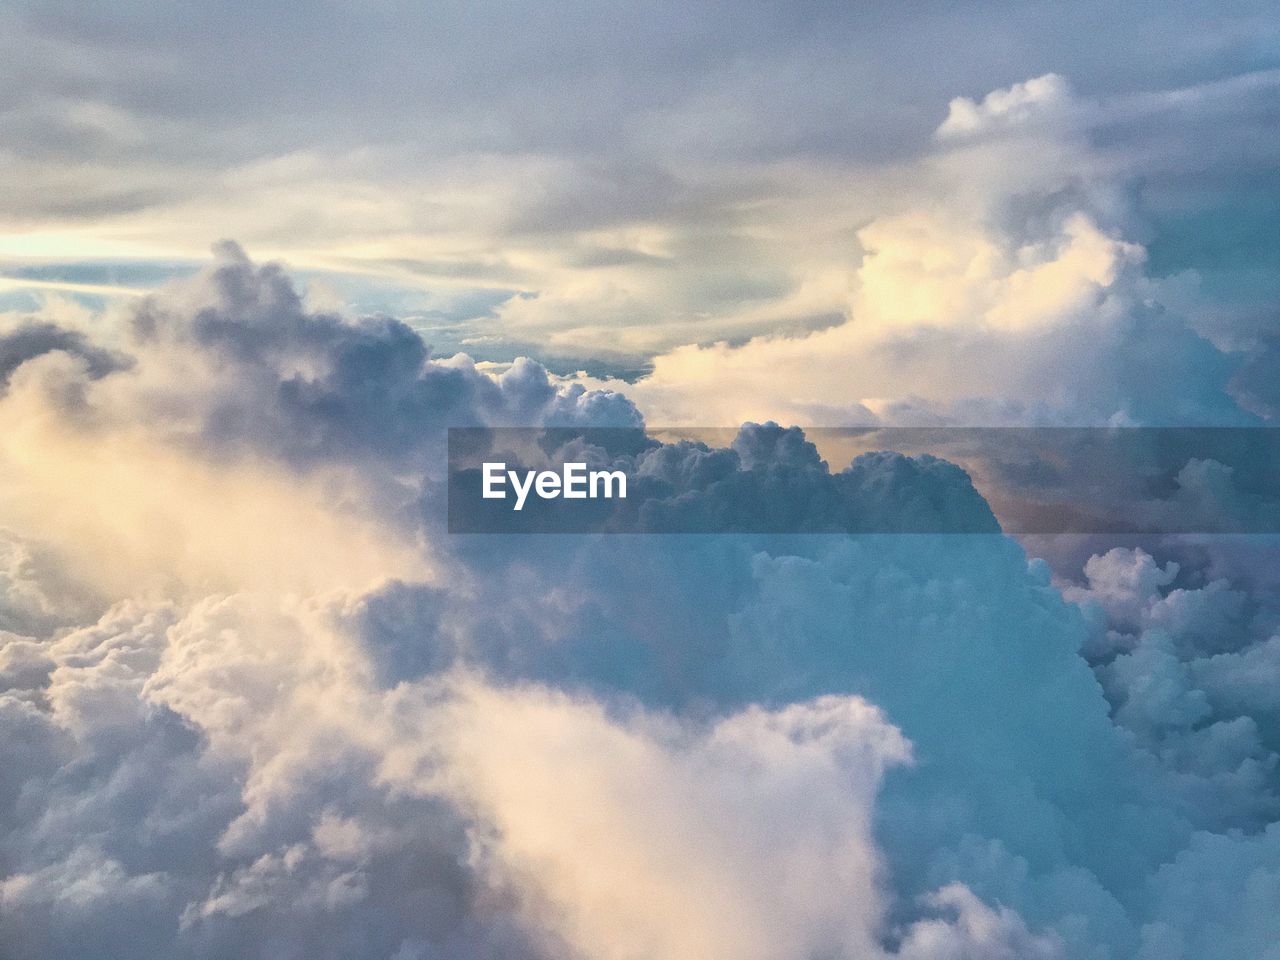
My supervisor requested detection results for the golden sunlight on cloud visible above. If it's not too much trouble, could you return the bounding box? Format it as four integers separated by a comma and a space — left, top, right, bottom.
854, 210, 1142, 334
596, 206, 1149, 426
0, 353, 429, 602
408, 678, 910, 960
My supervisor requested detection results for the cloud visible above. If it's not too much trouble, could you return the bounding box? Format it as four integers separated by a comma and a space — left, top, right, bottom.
0, 10, 1272, 960
448, 423, 999, 533
1064, 547, 1181, 638
1138, 823, 1280, 960
5, 244, 1280, 959
417, 680, 910, 960
0, 244, 643, 599
0, 320, 126, 390
600, 72, 1261, 427
895, 884, 1063, 960
0, 571, 1060, 960
937, 74, 1077, 139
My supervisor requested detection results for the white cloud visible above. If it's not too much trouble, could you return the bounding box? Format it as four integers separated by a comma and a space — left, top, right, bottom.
604, 75, 1244, 427
417, 680, 909, 960
937, 74, 1077, 139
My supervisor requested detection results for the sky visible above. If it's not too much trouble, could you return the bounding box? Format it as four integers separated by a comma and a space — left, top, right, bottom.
5, 3, 1280, 959
4, 0, 1280, 374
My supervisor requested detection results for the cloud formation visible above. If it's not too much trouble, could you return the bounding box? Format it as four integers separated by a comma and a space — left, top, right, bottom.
609, 74, 1266, 426
5, 4, 1280, 959
4, 174, 1280, 960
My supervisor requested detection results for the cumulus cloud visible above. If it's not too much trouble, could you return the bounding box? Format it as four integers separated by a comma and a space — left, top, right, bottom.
4, 240, 1280, 960
600, 74, 1260, 427
895, 884, 1063, 960
448, 423, 999, 533
417, 682, 910, 960
0, 243, 643, 599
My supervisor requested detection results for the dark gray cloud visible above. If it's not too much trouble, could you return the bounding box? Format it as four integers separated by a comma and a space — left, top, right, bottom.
117, 243, 642, 471
7, 0, 1276, 163
0, 320, 126, 390
448, 425, 999, 533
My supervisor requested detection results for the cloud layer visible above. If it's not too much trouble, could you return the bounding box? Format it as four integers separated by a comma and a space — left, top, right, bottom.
4, 247, 1280, 959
